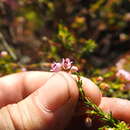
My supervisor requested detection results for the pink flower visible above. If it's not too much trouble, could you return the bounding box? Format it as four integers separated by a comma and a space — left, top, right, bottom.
21, 67, 27, 72
50, 58, 78, 72
70, 66, 78, 72
50, 62, 62, 72
116, 69, 130, 81
0, 51, 8, 57
96, 76, 104, 81
61, 58, 73, 70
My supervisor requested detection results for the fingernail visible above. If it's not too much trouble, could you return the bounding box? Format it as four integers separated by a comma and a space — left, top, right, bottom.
36, 73, 70, 112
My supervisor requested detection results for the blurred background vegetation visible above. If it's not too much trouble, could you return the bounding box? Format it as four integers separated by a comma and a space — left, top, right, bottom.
0, 0, 130, 99
0, 0, 130, 129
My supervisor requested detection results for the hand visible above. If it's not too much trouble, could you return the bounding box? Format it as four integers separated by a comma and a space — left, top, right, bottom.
0, 71, 101, 130
99, 97, 130, 123
0, 71, 130, 130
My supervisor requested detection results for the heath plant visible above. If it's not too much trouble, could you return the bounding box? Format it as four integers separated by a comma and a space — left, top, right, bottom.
50, 58, 130, 130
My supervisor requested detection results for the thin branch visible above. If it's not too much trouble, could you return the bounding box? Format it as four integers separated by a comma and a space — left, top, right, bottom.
0, 32, 17, 60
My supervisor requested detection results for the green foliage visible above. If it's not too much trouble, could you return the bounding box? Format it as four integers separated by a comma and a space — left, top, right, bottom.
0, 54, 16, 74
114, 122, 130, 130
58, 24, 76, 50
99, 121, 129, 130
81, 39, 97, 54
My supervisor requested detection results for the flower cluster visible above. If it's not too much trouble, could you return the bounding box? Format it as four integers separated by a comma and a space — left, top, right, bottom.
116, 69, 130, 81
50, 58, 78, 72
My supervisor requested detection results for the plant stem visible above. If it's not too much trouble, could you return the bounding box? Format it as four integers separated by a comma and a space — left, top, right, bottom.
75, 72, 129, 129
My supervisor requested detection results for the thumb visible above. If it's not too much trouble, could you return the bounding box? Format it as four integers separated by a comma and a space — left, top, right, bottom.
0, 72, 79, 130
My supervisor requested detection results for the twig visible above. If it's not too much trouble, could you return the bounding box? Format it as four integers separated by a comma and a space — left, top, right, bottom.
75, 72, 130, 130
0, 32, 17, 60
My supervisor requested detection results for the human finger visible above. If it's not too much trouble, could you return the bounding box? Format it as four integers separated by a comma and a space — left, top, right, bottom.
0, 71, 52, 107
81, 77, 101, 106
99, 97, 130, 123
0, 72, 78, 130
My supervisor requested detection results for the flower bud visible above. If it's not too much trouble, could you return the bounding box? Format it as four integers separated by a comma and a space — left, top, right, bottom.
84, 117, 92, 128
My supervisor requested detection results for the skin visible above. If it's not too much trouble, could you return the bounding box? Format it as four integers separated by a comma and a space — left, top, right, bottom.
0, 71, 129, 130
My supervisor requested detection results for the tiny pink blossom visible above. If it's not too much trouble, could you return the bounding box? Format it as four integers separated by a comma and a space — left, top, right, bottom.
61, 58, 73, 70
0, 51, 8, 57
70, 66, 78, 72
116, 69, 130, 81
50, 62, 62, 72
96, 76, 104, 81
21, 67, 27, 72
